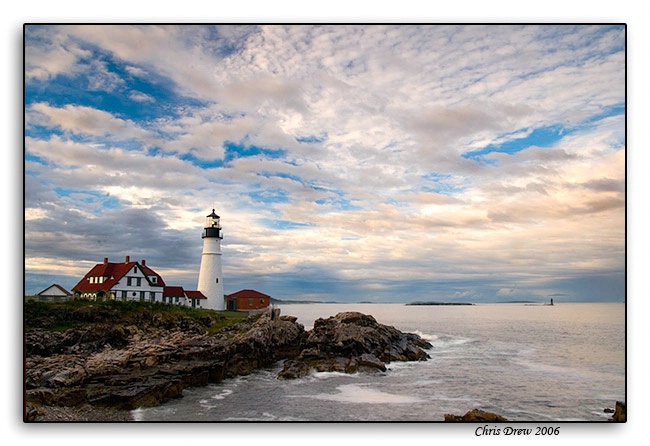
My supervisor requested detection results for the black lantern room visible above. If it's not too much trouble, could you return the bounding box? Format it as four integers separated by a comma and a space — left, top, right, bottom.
202, 209, 223, 239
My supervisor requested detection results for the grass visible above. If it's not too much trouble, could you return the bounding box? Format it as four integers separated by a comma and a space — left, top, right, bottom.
24, 299, 251, 332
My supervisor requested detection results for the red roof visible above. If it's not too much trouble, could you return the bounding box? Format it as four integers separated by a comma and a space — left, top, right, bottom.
140, 264, 166, 286
72, 258, 165, 293
226, 289, 271, 300
163, 286, 185, 297
163, 287, 206, 299
184, 290, 207, 300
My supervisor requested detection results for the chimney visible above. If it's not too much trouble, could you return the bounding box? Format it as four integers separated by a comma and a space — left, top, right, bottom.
141, 259, 146, 266
103, 257, 108, 264
125, 255, 130, 263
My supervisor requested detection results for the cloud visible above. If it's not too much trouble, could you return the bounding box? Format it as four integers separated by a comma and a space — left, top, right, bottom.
128, 91, 156, 103
24, 26, 91, 81
28, 103, 156, 142
24, 25, 626, 302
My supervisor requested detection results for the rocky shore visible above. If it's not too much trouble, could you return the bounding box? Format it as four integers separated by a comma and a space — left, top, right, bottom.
278, 311, 431, 379
24, 302, 431, 422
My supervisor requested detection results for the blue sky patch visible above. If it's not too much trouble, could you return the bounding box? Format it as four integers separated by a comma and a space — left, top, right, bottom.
258, 218, 313, 231
463, 104, 624, 164
25, 46, 206, 123
224, 142, 287, 163
463, 125, 572, 162
54, 187, 122, 209
25, 152, 49, 167
421, 172, 465, 195
315, 195, 362, 211
247, 188, 291, 204
179, 152, 224, 169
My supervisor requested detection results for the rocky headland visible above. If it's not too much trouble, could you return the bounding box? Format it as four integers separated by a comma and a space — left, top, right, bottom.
24, 301, 431, 421
278, 311, 431, 379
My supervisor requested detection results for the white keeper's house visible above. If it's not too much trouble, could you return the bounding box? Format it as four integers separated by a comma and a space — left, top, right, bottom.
71, 256, 208, 308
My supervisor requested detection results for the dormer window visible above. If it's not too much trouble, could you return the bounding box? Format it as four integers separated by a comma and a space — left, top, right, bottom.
151, 276, 157, 283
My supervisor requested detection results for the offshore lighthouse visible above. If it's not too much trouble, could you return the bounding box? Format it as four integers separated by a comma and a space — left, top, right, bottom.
197, 209, 224, 310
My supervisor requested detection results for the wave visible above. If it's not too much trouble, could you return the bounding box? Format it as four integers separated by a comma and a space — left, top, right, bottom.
413, 330, 438, 341
305, 384, 425, 404
131, 406, 176, 421
223, 413, 308, 422
311, 370, 360, 380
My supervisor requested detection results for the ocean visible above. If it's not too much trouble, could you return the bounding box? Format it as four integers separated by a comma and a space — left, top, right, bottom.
132, 302, 625, 422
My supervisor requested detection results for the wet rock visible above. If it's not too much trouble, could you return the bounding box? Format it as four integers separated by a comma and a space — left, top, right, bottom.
25, 308, 305, 412
609, 401, 626, 422
276, 359, 311, 379
25, 329, 69, 356
25, 307, 430, 416
358, 353, 387, 372
444, 409, 508, 422
278, 311, 431, 378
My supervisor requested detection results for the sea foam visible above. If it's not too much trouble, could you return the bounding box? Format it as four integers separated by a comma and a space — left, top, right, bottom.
310, 384, 424, 404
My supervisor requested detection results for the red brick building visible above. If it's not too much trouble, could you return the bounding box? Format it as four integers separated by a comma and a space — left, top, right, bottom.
226, 289, 271, 312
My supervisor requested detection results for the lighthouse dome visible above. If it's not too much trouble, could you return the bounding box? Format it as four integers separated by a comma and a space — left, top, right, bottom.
202, 209, 223, 239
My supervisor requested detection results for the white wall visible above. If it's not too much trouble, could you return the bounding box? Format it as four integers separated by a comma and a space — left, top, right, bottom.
197, 237, 224, 310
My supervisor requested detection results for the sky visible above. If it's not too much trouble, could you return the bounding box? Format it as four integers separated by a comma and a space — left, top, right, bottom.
23, 24, 626, 303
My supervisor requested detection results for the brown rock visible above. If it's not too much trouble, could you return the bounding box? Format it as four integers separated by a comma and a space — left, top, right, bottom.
444, 409, 508, 422
277, 359, 312, 379
609, 401, 626, 422
277, 311, 431, 378
358, 353, 387, 372
25, 307, 307, 413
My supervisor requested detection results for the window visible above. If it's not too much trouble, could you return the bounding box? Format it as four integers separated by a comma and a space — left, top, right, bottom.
151, 276, 157, 283
136, 278, 142, 287
122, 290, 127, 298
175, 296, 180, 304
127, 277, 132, 286
150, 292, 155, 301
215, 278, 219, 283
162, 296, 166, 303
133, 267, 137, 273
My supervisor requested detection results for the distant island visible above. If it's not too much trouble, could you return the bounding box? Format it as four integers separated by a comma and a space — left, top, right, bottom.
406, 301, 474, 306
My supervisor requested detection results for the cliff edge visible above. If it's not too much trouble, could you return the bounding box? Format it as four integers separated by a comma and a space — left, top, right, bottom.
24, 302, 431, 421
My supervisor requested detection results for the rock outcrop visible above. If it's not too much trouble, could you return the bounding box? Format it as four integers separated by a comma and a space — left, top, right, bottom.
25, 306, 431, 420
444, 409, 508, 422
608, 401, 626, 422
26, 310, 304, 412
277, 312, 431, 379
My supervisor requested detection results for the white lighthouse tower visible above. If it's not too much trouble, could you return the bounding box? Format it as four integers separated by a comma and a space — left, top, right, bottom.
197, 209, 224, 310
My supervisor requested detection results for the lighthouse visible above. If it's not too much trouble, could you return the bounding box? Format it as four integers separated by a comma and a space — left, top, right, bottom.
197, 209, 224, 310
